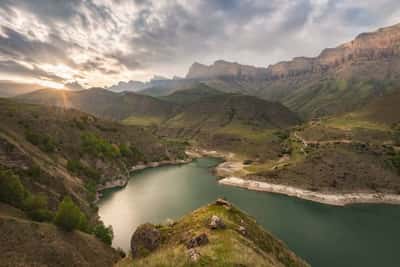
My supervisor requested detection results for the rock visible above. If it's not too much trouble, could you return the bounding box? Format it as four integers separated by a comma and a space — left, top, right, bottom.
187, 248, 201, 262
215, 198, 231, 207
130, 223, 161, 258
186, 233, 209, 249
209, 215, 226, 230
165, 218, 175, 226
238, 226, 247, 236
215, 198, 232, 210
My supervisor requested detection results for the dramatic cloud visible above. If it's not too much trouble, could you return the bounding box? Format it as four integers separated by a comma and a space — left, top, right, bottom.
0, 0, 399, 89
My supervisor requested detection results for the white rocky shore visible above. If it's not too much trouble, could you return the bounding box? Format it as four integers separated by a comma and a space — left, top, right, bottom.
219, 177, 400, 206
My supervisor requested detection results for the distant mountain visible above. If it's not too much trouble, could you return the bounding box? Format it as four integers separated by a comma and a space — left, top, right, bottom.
107, 80, 146, 92
161, 83, 224, 104
185, 23, 400, 118
16, 88, 177, 121
163, 93, 300, 132
0, 81, 44, 97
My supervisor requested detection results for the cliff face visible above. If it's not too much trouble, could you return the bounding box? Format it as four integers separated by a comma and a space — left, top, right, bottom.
185, 23, 400, 118
186, 60, 269, 79
186, 23, 400, 80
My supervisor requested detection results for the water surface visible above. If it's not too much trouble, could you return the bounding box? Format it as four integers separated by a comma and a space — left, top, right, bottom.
98, 158, 400, 267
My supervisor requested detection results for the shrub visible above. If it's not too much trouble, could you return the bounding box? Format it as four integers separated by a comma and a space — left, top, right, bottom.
81, 133, 120, 158
388, 153, 400, 174
78, 212, 89, 233
54, 196, 82, 231
24, 193, 54, 222
67, 159, 100, 181
93, 222, 114, 245
0, 170, 26, 208
25, 130, 56, 152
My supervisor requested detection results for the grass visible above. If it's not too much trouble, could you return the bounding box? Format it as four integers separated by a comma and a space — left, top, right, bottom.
116, 202, 309, 267
216, 124, 277, 142
244, 134, 305, 173
324, 113, 390, 131
122, 115, 163, 126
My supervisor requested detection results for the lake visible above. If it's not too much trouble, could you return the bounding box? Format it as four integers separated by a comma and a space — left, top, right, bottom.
98, 157, 400, 267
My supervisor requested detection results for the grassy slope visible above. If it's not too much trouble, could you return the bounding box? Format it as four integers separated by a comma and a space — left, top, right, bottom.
116, 202, 309, 267
243, 92, 400, 193
0, 203, 119, 267
0, 98, 186, 212
160, 94, 300, 160
160, 84, 224, 104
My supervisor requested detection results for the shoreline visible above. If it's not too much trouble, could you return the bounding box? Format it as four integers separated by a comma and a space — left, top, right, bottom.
95, 158, 193, 202
219, 176, 400, 206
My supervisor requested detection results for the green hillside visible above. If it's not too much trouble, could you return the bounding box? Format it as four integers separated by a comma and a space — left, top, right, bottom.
117, 200, 309, 267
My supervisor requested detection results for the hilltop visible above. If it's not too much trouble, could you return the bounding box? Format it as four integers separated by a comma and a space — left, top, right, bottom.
116, 200, 309, 267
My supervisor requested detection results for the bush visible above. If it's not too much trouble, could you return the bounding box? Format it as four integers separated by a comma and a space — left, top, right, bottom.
93, 222, 114, 245
24, 193, 54, 222
78, 212, 89, 233
0, 170, 26, 208
25, 130, 56, 152
119, 144, 144, 161
81, 133, 120, 158
67, 159, 100, 181
54, 196, 83, 231
388, 153, 400, 174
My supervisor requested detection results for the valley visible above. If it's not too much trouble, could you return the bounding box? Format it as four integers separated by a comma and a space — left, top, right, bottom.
2, 20, 400, 267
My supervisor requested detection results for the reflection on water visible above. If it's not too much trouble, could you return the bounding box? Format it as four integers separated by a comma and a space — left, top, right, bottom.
98, 158, 400, 267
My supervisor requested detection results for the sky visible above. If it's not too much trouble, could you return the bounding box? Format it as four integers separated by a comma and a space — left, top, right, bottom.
0, 0, 399, 89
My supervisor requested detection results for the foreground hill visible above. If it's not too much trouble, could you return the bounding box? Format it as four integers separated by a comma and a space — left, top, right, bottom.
185, 23, 400, 118
0, 203, 119, 267
0, 98, 186, 266
117, 200, 309, 267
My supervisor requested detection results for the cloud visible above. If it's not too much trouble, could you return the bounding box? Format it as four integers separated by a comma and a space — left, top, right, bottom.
0, 0, 400, 88
0, 60, 64, 82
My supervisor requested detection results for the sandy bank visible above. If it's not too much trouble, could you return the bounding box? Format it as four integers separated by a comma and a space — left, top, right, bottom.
219, 177, 400, 206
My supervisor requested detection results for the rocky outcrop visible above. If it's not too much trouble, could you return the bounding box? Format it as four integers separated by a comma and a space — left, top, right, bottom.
130, 223, 161, 258
186, 60, 269, 79
186, 233, 209, 249
186, 23, 400, 80
209, 215, 226, 230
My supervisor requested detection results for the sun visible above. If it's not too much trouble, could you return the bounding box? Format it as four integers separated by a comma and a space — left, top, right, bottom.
37, 79, 65, 89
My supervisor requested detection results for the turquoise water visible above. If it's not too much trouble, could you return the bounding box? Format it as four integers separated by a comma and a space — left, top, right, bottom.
98, 158, 400, 267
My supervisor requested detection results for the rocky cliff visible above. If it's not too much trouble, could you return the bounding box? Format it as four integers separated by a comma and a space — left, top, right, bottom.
187, 23, 400, 80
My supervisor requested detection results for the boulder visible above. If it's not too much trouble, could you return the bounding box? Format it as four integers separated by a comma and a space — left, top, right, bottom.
238, 226, 247, 236
130, 223, 161, 258
187, 248, 201, 262
215, 198, 231, 207
209, 215, 226, 230
215, 198, 232, 210
186, 233, 209, 249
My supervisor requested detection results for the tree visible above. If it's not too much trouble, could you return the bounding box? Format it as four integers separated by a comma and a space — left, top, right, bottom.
93, 222, 114, 245
54, 196, 82, 231
0, 170, 26, 207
